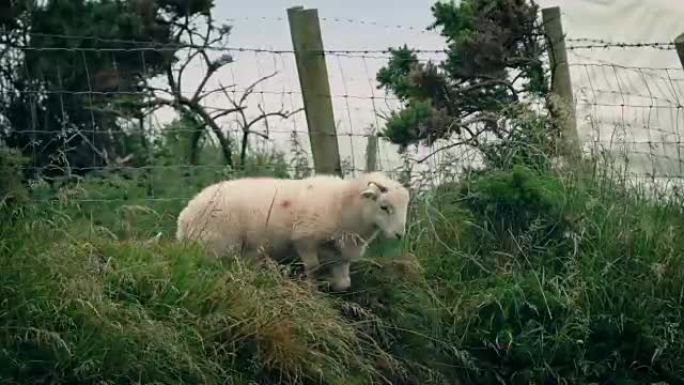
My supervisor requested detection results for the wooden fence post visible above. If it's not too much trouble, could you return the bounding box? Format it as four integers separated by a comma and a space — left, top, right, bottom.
542, 6, 580, 162
287, 6, 342, 176
365, 126, 378, 172
675, 33, 684, 69
674, 34, 684, 180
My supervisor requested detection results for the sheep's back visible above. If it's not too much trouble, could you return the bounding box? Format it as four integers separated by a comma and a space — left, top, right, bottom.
178, 177, 304, 247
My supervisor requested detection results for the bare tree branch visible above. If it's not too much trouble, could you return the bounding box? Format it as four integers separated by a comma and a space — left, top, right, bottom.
238, 104, 303, 166
198, 83, 236, 102
416, 114, 499, 163
239, 71, 278, 106
245, 107, 303, 133
176, 48, 203, 89
174, 17, 204, 92
216, 77, 302, 167
459, 78, 519, 102
210, 106, 247, 120
134, 16, 298, 168
165, 64, 177, 96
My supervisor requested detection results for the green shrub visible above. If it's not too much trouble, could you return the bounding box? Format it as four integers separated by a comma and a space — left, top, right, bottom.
0, 146, 29, 207
406, 166, 684, 384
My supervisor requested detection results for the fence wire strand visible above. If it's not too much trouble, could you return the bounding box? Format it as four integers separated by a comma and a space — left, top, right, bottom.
1, 23, 684, 206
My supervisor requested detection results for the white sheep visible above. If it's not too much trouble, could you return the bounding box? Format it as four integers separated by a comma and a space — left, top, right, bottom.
175, 171, 410, 291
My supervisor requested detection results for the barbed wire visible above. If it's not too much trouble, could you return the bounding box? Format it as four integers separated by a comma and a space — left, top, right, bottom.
0, 87, 400, 102
575, 87, 681, 106
566, 39, 676, 51
569, 62, 684, 72
2, 41, 446, 57
23, 16, 439, 45
577, 102, 683, 109
15, 27, 679, 51
226, 15, 439, 35
6, 128, 376, 138
6, 32, 678, 52
11, 42, 674, 55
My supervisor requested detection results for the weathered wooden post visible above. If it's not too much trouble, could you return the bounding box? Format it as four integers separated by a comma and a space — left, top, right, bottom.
287, 6, 342, 176
675, 32, 684, 69
365, 126, 378, 172
542, 6, 581, 162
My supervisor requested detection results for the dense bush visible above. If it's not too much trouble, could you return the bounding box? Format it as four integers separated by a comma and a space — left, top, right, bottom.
408, 166, 684, 384
0, 146, 29, 206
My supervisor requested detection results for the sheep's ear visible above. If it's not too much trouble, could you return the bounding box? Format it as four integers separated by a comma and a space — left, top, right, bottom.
361, 187, 378, 201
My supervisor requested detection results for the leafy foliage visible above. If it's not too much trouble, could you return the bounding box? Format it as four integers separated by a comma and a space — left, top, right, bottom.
460, 165, 567, 235
377, 0, 550, 159
0, 0, 219, 178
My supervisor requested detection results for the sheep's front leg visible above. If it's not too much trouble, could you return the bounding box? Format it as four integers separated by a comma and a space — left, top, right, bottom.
294, 240, 321, 280
329, 261, 351, 292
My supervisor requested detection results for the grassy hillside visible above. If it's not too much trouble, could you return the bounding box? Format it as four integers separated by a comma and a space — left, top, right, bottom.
2, 155, 684, 384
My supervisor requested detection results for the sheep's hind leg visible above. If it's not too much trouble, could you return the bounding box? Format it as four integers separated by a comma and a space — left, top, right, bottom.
235, 241, 276, 269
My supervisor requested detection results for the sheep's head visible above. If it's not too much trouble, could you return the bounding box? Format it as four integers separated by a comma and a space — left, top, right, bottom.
359, 176, 410, 240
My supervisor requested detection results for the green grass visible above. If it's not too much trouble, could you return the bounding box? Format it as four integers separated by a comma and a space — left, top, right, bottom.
2, 158, 684, 384
0, 227, 373, 384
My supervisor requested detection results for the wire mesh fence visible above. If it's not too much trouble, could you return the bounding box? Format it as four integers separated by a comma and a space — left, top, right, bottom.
1, 14, 684, 210
566, 41, 684, 192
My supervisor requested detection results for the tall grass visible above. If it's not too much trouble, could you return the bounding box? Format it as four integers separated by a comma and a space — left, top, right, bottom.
1, 216, 373, 384
2, 145, 684, 384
